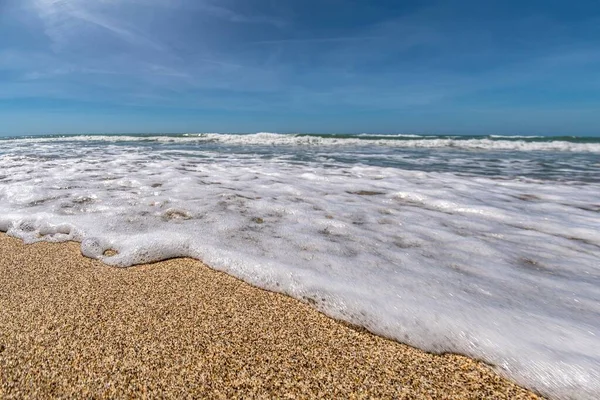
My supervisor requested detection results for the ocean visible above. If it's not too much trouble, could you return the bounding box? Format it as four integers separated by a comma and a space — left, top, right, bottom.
1, 132, 599, 399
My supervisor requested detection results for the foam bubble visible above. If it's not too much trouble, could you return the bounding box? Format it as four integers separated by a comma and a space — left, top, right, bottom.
81, 237, 110, 259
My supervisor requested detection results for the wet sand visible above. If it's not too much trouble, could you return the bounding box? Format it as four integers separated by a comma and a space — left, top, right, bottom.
0, 234, 539, 399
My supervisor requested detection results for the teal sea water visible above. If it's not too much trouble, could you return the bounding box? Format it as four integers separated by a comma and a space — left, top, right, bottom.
1, 132, 599, 399
3, 132, 599, 181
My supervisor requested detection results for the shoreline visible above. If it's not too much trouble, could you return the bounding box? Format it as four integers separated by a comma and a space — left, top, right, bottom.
0, 234, 539, 398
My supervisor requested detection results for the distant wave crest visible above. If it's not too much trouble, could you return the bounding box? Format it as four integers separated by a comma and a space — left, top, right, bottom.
4, 132, 600, 153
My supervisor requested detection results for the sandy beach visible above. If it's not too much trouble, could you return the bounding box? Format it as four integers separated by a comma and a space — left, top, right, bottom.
0, 234, 538, 399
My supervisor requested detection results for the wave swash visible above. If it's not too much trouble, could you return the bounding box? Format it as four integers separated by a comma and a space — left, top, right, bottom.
1, 132, 599, 399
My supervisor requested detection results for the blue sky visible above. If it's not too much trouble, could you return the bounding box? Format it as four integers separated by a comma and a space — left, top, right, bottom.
1, 0, 599, 136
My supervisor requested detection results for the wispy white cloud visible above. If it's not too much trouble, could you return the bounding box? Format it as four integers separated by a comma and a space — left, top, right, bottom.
196, 2, 286, 27
252, 36, 380, 45
121, 0, 286, 27
69, 8, 166, 51
32, 0, 165, 52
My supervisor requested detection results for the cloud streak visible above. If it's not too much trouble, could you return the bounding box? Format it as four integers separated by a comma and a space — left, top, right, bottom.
251, 36, 381, 45
122, 0, 286, 27
33, 0, 166, 52
196, 2, 286, 27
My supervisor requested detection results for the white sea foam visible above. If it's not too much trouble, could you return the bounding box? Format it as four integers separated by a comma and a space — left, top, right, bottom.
2, 132, 600, 152
489, 135, 546, 139
1, 136, 599, 399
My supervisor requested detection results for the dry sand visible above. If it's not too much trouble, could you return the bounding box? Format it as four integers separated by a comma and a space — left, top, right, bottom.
0, 234, 539, 399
